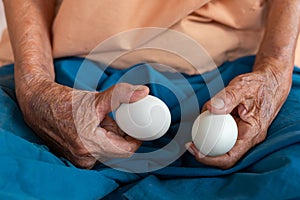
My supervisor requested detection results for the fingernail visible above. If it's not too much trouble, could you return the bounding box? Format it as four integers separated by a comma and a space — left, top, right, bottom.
187, 147, 195, 156
185, 142, 192, 149
134, 85, 148, 91
211, 98, 225, 109
131, 86, 148, 99
132, 86, 148, 97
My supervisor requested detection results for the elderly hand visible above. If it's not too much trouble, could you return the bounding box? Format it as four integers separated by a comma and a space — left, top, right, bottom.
20, 81, 149, 169
186, 62, 293, 169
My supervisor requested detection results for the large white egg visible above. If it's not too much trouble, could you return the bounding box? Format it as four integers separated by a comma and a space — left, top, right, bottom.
191, 110, 238, 156
115, 95, 171, 141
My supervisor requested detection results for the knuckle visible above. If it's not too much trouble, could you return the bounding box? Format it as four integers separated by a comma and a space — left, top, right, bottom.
219, 160, 236, 169
121, 142, 139, 157
124, 151, 134, 158
254, 131, 267, 145
71, 147, 97, 169
74, 145, 90, 157
72, 156, 97, 169
69, 143, 97, 168
124, 145, 136, 155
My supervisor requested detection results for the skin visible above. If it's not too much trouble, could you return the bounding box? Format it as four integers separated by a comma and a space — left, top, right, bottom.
3, 0, 149, 169
186, 0, 300, 169
3, 0, 300, 169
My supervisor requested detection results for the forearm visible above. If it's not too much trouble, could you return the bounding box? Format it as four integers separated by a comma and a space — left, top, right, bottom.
3, 0, 56, 92
3, 0, 57, 120
255, 0, 300, 73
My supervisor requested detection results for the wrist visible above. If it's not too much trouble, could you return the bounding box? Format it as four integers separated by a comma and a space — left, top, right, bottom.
14, 61, 56, 102
15, 75, 68, 118
254, 55, 294, 78
253, 57, 293, 103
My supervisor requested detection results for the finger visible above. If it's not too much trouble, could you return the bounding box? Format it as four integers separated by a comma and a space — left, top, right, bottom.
65, 151, 97, 169
95, 127, 142, 159
201, 102, 209, 113
185, 142, 195, 156
104, 131, 142, 158
187, 138, 252, 169
207, 80, 244, 115
100, 116, 125, 136
97, 83, 149, 114
107, 131, 142, 154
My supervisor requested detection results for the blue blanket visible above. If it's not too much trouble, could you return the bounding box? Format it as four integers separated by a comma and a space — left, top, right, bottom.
1, 56, 300, 199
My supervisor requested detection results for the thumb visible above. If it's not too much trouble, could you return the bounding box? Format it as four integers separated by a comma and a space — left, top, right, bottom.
96, 83, 149, 114
207, 82, 243, 114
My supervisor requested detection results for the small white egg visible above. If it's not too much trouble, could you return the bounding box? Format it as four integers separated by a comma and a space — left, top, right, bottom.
192, 110, 238, 156
115, 95, 171, 141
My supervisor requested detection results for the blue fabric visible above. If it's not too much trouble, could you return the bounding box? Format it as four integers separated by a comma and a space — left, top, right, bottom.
0, 56, 300, 199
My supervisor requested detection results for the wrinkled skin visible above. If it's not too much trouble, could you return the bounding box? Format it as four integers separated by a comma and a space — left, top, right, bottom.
185, 0, 300, 169
4, 0, 151, 169
186, 62, 293, 169
4, 0, 300, 169
19, 80, 149, 169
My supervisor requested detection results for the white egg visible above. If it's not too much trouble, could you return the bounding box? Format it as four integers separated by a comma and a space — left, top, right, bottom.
191, 110, 238, 156
115, 95, 171, 141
